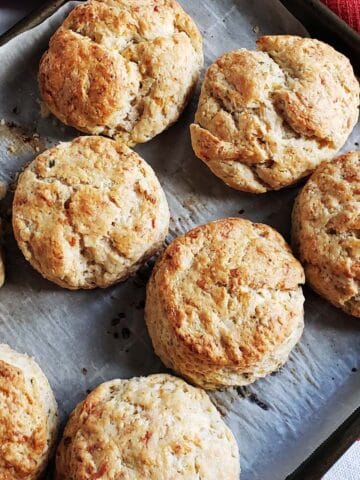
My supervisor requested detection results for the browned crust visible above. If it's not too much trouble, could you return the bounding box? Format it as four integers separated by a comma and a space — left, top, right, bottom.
292, 151, 360, 317
145, 218, 305, 388
190, 35, 359, 192
39, 0, 203, 146
39, 27, 128, 133
55, 375, 240, 479
12, 136, 169, 290
0, 353, 56, 480
0, 360, 47, 479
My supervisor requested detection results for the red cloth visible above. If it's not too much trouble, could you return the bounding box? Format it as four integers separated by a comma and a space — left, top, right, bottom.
321, 0, 360, 32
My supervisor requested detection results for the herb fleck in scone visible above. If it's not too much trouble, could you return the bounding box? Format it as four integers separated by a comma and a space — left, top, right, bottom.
190, 36, 359, 192
145, 218, 305, 389
0, 344, 58, 480
292, 151, 360, 317
12, 136, 169, 289
39, 0, 203, 146
55, 374, 240, 479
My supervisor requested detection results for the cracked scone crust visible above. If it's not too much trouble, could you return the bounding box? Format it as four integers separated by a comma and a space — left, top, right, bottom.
0, 344, 58, 480
292, 151, 360, 317
39, 0, 203, 146
190, 35, 359, 193
12, 136, 170, 289
55, 374, 240, 480
145, 218, 305, 389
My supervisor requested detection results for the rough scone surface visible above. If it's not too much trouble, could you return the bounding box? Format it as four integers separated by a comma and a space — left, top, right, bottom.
292, 151, 360, 317
145, 218, 305, 389
190, 35, 359, 192
55, 374, 240, 480
12, 136, 169, 289
39, 0, 203, 146
0, 344, 58, 480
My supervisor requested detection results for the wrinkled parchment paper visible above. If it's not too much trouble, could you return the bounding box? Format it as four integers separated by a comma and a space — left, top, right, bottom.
0, 2, 359, 479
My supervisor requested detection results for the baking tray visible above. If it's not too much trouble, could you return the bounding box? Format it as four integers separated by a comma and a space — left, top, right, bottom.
0, 1, 359, 479
280, 0, 360, 73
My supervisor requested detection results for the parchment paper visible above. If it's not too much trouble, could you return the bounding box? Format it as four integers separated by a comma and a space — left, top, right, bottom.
0, 2, 359, 479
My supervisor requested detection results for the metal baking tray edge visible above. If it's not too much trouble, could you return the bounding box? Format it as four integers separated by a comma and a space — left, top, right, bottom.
279, 0, 360, 73
0, 1, 359, 479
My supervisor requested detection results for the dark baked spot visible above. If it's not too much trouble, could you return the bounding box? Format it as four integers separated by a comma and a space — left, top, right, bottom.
63, 436, 72, 446
121, 327, 131, 339
136, 300, 145, 310
248, 393, 269, 411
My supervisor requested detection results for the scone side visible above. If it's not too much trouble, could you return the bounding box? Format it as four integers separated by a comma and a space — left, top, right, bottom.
291, 152, 360, 317
145, 217, 305, 389
0, 344, 58, 480
146, 261, 304, 389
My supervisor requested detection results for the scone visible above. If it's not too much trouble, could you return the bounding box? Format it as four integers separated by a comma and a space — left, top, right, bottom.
292, 151, 360, 317
145, 218, 305, 389
39, 0, 203, 146
0, 344, 58, 480
190, 35, 359, 193
12, 136, 169, 289
55, 374, 240, 479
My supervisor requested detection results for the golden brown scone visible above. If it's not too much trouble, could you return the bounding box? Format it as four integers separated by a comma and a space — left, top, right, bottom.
190, 35, 359, 193
0, 344, 58, 480
39, 0, 203, 146
12, 136, 169, 290
55, 374, 240, 480
292, 151, 360, 317
145, 218, 305, 389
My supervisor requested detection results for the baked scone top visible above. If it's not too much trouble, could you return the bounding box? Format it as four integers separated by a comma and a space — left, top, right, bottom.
0, 344, 58, 480
39, 0, 203, 146
191, 35, 359, 192
12, 136, 169, 289
55, 374, 240, 480
292, 151, 360, 317
147, 218, 304, 370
